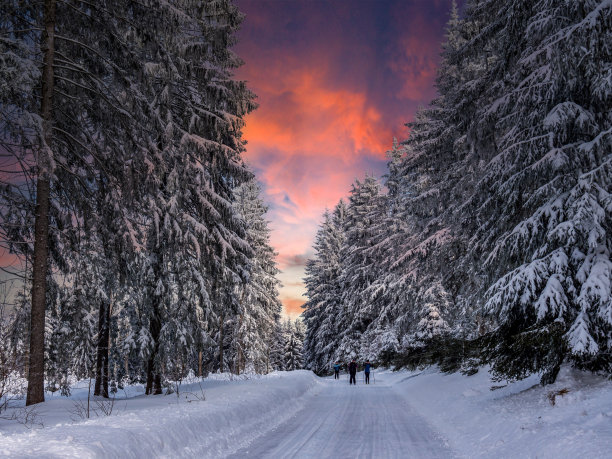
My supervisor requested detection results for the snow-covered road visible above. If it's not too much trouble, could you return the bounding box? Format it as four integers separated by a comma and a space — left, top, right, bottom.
229, 373, 453, 459
2, 368, 611, 457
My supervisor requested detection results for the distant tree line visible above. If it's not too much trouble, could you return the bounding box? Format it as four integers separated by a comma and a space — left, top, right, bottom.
303, 0, 611, 384
0, 0, 292, 405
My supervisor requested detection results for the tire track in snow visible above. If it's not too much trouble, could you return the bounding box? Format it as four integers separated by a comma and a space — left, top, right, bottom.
227, 373, 454, 459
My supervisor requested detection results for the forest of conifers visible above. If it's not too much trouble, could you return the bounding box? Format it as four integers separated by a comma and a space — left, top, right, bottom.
0, 0, 610, 411
302, 0, 611, 385
0, 0, 303, 406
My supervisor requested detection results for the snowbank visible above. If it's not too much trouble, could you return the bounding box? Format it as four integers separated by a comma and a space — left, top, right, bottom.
2, 367, 610, 458
0, 370, 321, 458
385, 366, 612, 458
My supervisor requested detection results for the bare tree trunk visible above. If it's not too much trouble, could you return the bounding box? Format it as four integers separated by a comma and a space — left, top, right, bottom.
218, 312, 224, 372
103, 301, 111, 396
198, 350, 202, 378
145, 300, 162, 395
26, 0, 55, 407
94, 300, 110, 397
236, 314, 243, 375
145, 248, 163, 395
145, 356, 153, 395
235, 288, 247, 375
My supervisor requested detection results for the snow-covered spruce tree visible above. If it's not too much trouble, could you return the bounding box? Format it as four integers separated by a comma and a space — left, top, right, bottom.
45, 239, 103, 394
403, 282, 452, 347
230, 177, 282, 374
269, 319, 287, 371
304, 0, 610, 383
462, 0, 612, 383
303, 200, 348, 373
336, 176, 384, 361
375, 1, 491, 369
284, 319, 305, 371
0, 1, 40, 225
302, 209, 333, 372
1, 0, 157, 404
133, 0, 256, 392
357, 141, 408, 363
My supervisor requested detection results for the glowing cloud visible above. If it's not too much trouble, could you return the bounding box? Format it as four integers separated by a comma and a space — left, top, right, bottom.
235, 0, 461, 319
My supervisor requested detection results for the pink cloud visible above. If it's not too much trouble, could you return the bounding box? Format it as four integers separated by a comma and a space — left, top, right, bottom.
281, 296, 306, 319
235, 0, 454, 318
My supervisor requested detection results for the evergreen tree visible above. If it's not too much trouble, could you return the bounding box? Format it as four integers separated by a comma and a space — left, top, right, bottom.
130, 0, 256, 391
284, 319, 304, 371
231, 177, 282, 374
1, 0, 157, 404
466, 0, 612, 383
303, 201, 347, 373
0, 0, 260, 398
336, 176, 383, 360
269, 320, 287, 371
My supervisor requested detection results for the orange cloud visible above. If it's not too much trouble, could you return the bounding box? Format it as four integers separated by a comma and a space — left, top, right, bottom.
241, 56, 397, 283
243, 67, 393, 163
235, 0, 455, 319
281, 296, 306, 319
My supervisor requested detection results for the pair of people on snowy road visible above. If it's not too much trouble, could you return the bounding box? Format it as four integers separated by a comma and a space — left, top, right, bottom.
347, 360, 372, 385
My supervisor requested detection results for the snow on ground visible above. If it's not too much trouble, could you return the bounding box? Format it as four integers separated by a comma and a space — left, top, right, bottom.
1, 366, 610, 458
228, 373, 452, 459
0, 371, 321, 458
385, 365, 612, 458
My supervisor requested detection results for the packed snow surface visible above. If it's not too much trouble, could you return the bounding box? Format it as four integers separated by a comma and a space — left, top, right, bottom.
229, 373, 451, 458
1, 367, 611, 458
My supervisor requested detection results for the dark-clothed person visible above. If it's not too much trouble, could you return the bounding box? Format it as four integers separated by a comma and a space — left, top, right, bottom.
349, 360, 357, 385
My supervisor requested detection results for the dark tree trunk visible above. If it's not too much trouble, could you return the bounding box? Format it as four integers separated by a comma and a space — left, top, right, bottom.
219, 312, 224, 372
236, 314, 243, 375
198, 350, 203, 378
26, 0, 55, 407
94, 300, 110, 397
94, 177, 114, 398
145, 300, 162, 395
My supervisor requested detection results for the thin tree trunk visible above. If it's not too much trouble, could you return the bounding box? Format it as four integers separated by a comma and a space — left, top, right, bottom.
94, 304, 103, 396
95, 177, 114, 398
145, 300, 162, 395
236, 314, 243, 375
94, 300, 110, 397
218, 312, 224, 372
145, 356, 153, 395
26, 0, 55, 407
198, 350, 202, 378
145, 248, 163, 395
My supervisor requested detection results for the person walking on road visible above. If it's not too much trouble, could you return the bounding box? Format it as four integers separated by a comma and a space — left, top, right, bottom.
364, 360, 371, 384
349, 360, 357, 385
333, 362, 341, 379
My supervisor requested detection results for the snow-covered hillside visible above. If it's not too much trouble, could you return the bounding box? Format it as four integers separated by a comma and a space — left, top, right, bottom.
385, 366, 612, 458
1, 367, 610, 458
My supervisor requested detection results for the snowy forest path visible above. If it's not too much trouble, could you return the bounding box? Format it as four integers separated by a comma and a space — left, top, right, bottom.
227, 372, 454, 459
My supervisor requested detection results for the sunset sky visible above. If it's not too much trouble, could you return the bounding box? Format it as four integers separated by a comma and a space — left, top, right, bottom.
234, 0, 462, 319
